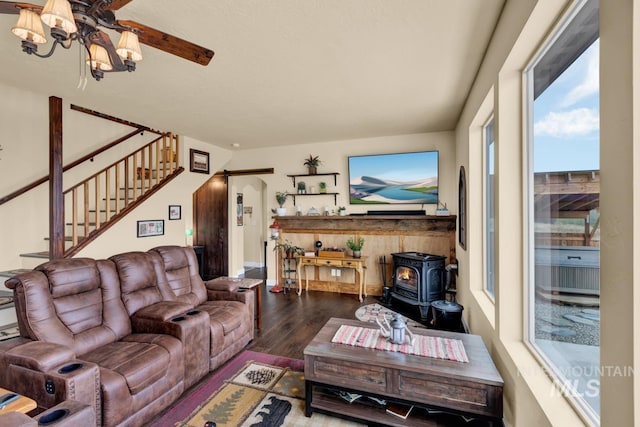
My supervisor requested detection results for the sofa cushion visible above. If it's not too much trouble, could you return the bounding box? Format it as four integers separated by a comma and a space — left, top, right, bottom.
198, 301, 245, 335
110, 252, 165, 316
83, 339, 170, 395
149, 246, 207, 306
27, 258, 132, 355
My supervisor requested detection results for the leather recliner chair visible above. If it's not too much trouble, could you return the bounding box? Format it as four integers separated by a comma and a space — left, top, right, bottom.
2, 258, 185, 427
148, 245, 255, 371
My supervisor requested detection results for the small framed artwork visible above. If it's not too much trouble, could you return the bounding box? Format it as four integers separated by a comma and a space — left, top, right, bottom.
189, 149, 210, 174
168, 205, 181, 220
137, 220, 164, 238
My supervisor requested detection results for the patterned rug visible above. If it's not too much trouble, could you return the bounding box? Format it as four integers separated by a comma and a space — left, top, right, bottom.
354, 303, 426, 329
150, 350, 363, 427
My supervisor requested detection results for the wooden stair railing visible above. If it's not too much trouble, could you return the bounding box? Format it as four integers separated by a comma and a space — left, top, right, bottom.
0, 127, 149, 207
63, 133, 182, 257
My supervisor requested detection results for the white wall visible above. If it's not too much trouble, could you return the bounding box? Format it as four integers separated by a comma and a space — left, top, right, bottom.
224, 131, 456, 285
0, 83, 232, 268
228, 176, 266, 277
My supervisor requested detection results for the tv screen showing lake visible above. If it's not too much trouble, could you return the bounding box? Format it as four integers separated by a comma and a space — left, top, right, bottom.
348, 151, 439, 205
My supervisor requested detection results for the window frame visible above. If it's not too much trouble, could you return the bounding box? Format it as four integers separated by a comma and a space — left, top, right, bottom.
523, 0, 600, 423
482, 115, 496, 301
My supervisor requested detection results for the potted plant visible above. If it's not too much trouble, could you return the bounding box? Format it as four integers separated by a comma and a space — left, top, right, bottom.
337, 206, 347, 216
303, 154, 321, 175
346, 236, 365, 258
273, 240, 305, 259
275, 192, 288, 216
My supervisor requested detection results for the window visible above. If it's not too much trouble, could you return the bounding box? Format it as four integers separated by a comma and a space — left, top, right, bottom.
526, 0, 600, 422
484, 116, 495, 298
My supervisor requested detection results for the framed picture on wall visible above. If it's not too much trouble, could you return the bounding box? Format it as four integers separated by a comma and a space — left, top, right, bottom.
169, 205, 181, 220
137, 220, 164, 238
190, 149, 210, 174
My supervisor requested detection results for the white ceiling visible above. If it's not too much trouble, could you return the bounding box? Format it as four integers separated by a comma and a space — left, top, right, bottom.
0, 0, 504, 150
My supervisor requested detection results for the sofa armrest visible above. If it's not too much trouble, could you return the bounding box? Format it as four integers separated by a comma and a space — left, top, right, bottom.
206, 287, 255, 307
0, 411, 34, 427
34, 399, 95, 426
204, 277, 243, 292
133, 301, 193, 322
0, 341, 100, 421
131, 309, 210, 389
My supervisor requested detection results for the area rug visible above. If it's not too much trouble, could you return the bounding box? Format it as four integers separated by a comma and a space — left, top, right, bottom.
150, 350, 363, 427
355, 303, 426, 329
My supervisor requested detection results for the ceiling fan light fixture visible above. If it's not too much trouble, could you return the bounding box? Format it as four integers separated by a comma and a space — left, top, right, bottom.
40, 0, 77, 37
11, 9, 47, 44
87, 43, 113, 72
116, 31, 142, 62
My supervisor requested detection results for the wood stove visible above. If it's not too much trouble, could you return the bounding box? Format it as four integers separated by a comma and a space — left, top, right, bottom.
391, 252, 446, 319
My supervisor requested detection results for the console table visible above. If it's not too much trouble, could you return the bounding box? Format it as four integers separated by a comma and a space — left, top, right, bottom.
297, 255, 367, 301
304, 318, 503, 426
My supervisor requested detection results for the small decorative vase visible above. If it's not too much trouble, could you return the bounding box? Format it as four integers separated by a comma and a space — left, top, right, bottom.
276, 207, 287, 216
308, 166, 317, 175
352, 250, 361, 258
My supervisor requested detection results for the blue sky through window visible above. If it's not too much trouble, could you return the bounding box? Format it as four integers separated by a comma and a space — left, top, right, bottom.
533, 40, 599, 173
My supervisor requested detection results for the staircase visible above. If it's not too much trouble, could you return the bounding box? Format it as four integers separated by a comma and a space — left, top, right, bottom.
4, 132, 183, 269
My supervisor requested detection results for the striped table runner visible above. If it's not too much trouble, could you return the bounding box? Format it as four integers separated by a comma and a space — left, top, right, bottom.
331, 325, 469, 363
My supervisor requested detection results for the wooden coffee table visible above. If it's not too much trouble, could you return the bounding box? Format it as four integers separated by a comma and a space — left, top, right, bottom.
304, 318, 503, 426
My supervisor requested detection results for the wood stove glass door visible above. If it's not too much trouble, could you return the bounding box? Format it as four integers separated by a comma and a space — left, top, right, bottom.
396, 266, 418, 289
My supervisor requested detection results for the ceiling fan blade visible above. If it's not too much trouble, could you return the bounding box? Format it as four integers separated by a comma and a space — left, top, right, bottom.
0, 1, 42, 15
105, 0, 134, 11
89, 30, 127, 72
116, 20, 214, 66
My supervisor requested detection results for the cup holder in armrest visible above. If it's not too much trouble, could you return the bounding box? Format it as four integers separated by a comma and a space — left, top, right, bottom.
38, 409, 70, 425
186, 310, 200, 316
57, 363, 83, 374
172, 316, 187, 322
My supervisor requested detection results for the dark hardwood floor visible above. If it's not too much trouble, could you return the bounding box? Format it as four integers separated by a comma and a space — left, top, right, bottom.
244, 268, 379, 360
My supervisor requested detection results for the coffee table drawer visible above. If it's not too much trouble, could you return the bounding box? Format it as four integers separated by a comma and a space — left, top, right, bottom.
395, 370, 502, 418
308, 357, 387, 393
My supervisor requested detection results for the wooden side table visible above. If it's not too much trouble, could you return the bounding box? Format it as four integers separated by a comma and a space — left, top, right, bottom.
0, 387, 36, 414
209, 277, 263, 329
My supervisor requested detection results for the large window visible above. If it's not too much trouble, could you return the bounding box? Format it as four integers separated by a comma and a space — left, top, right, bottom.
526, 0, 600, 422
484, 117, 495, 298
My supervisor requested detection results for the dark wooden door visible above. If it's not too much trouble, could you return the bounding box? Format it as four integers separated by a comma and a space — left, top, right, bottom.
194, 173, 228, 279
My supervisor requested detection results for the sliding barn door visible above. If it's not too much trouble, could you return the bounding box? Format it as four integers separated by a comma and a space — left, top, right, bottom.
194, 174, 228, 279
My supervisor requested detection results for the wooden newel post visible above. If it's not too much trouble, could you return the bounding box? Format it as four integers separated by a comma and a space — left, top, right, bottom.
49, 96, 64, 260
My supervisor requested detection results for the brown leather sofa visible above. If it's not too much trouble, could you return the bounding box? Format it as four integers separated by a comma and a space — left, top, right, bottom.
0, 247, 254, 427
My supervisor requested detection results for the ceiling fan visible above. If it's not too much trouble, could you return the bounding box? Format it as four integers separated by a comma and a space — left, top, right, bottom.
0, 0, 214, 81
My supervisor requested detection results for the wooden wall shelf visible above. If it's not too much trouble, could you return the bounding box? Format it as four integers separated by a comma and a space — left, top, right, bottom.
274, 215, 456, 232
286, 172, 339, 187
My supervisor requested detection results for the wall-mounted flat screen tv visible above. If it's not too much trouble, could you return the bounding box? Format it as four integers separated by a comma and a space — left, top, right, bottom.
348, 151, 438, 205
